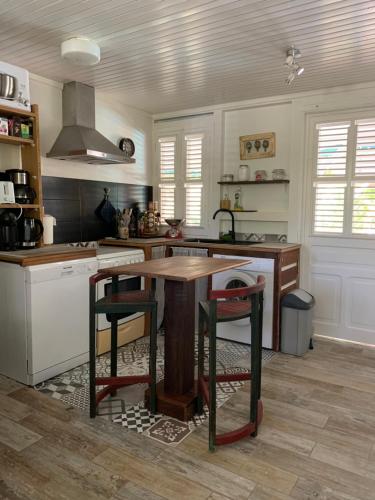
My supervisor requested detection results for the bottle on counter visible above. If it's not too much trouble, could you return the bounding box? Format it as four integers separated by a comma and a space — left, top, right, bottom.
233, 188, 243, 211
129, 203, 140, 237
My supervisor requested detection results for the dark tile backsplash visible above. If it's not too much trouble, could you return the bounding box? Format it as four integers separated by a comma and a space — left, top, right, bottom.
42, 176, 152, 244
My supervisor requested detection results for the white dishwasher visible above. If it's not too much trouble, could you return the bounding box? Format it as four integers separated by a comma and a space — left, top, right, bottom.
0, 257, 97, 385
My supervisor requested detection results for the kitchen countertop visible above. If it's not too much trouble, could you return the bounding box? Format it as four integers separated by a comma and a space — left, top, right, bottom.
99, 237, 171, 247
167, 240, 300, 253
0, 245, 97, 266
100, 237, 300, 254
0, 239, 301, 267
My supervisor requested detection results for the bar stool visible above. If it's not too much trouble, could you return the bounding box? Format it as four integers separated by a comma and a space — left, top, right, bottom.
197, 275, 265, 452
89, 272, 158, 418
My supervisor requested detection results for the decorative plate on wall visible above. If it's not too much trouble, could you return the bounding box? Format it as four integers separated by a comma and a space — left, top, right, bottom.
240, 132, 275, 160
119, 137, 135, 157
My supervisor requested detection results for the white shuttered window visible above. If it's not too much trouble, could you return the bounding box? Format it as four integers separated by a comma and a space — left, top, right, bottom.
157, 131, 206, 228
313, 119, 375, 236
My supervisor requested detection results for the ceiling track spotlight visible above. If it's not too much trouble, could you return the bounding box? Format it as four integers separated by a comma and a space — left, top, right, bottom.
284, 46, 304, 85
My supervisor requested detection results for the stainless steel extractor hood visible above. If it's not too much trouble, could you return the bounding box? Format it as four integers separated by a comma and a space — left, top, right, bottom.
47, 81, 135, 165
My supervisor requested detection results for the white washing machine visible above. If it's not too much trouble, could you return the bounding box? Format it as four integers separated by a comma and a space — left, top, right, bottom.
212, 254, 275, 349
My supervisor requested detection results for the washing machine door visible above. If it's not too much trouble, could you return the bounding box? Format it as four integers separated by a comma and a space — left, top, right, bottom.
216, 270, 257, 328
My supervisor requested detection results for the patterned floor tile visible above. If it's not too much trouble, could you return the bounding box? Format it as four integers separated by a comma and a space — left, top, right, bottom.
35, 334, 275, 447
146, 417, 192, 446
113, 404, 163, 433
61, 386, 89, 410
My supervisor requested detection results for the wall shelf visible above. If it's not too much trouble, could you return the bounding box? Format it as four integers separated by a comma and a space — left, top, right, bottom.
0, 135, 34, 146
0, 104, 43, 246
0, 104, 36, 119
218, 180, 289, 185
0, 203, 39, 209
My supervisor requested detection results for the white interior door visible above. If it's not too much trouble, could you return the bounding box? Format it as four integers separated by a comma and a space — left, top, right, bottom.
302, 111, 375, 345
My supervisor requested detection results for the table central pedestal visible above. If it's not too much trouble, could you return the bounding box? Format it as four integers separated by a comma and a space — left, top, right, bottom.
145, 279, 197, 421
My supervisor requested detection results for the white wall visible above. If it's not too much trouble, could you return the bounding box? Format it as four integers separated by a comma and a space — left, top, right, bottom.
153, 81, 375, 345
29, 74, 153, 186
222, 103, 291, 236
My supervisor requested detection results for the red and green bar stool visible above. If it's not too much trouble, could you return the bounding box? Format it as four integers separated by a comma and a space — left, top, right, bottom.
197, 275, 265, 451
89, 273, 158, 418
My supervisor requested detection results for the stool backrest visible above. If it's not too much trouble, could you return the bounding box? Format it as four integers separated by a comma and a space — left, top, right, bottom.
209, 275, 265, 300
89, 272, 111, 286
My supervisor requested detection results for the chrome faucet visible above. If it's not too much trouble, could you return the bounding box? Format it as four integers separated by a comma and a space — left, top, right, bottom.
213, 209, 235, 242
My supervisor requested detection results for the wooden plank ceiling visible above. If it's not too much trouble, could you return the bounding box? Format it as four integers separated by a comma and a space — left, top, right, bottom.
0, 0, 374, 113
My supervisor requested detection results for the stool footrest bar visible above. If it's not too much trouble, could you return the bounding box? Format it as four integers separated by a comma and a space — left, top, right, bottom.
95, 375, 151, 386
215, 401, 263, 446
203, 373, 251, 383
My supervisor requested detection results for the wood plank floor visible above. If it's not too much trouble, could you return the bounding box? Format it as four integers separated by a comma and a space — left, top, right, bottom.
1, 337, 375, 499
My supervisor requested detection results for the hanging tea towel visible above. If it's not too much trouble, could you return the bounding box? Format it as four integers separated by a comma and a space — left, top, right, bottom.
95, 188, 116, 224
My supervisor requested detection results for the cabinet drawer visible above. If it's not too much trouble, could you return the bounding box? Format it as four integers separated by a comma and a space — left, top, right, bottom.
281, 250, 299, 269
281, 266, 299, 288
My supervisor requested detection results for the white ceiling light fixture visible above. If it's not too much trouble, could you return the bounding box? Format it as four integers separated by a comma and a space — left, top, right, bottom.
61, 38, 101, 66
284, 46, 304, 85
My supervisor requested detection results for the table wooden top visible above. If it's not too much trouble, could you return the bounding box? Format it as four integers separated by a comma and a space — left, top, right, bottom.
98, 255, 252, 281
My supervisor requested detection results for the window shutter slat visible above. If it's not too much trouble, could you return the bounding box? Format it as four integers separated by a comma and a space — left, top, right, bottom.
185, 134, 203, 226
159, 184, 175, 223
185, 184, 202, 227
316, 123, 349, 177
158, 136, 176, 223
355, 121, 375, 177
313, 183, 346, 233
352, 182, 375, 235
159, 137, 176, 181
185, 134, 203, 181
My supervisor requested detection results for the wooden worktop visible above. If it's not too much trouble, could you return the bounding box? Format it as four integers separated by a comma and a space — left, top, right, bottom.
99, 237, 171, 248
0, 245, 96, 267
167, 240, 301, 253
100, 237, 300, 254
100, 255, 252, 281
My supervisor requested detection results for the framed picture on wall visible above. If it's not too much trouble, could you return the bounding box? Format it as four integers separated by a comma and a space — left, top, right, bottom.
240, 132, 275, 160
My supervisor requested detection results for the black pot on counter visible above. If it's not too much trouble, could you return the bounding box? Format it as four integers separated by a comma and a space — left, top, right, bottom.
17, 217, 43, 249
0, 211, 18, 251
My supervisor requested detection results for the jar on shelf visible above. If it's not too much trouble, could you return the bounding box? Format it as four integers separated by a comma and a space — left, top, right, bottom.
254, 170, 267, 181
238, 164, 250, 182
220, 193, 231, 210
272, 169, 287, 180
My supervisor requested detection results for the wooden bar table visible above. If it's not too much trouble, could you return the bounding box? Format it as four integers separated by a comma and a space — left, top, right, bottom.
99, 256, 252, 421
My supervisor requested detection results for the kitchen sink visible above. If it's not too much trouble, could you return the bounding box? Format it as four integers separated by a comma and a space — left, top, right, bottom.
183, 238, 259, 245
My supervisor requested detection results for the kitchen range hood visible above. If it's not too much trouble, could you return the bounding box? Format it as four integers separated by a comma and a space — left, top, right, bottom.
47, 81, 135, 165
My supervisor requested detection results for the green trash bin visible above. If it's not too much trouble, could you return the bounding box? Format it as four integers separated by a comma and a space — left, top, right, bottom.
281, 289, 315, 356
